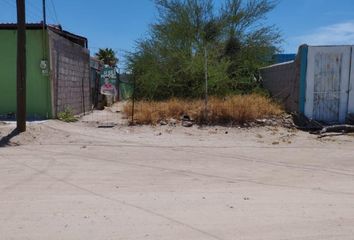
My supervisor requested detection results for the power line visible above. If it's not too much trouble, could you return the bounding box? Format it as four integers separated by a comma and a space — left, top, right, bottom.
1, 0, 43, 23
27, 0, 42, 13
27, 0, 56, 23
39, 0, 58, 24
1, 0, 58, 25
0, 0, 18, 21
0, 1, 14, 21
49, 0, 59, 24
1, 0, 16, 9
15, 0, 41, 21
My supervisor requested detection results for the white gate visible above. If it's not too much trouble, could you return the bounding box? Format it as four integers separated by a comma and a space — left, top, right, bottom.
305, 46, 351, 123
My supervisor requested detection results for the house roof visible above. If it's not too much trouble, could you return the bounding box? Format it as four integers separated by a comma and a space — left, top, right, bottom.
0, 23, 44, 30
0, 23, 88, 48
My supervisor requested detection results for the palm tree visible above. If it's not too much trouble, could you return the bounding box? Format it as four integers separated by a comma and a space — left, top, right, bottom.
95, 48, 118, 67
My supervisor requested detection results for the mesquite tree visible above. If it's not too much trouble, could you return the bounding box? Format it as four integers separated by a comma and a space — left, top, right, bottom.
127, 0, 281, 100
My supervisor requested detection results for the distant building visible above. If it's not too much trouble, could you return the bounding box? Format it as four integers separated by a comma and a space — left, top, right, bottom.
0, 23, 91, 119
261, 45, 354, 123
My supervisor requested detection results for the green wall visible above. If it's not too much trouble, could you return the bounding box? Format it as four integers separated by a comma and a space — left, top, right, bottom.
0, 30, 51, 119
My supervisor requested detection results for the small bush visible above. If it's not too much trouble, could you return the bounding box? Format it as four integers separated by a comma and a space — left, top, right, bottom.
124, 94, 283, 125
57, 107, 78, 123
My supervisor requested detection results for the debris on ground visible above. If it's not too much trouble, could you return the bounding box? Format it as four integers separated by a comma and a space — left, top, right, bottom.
182, 121, 193, 127
168, 118, 177, 126
292, 112, 323, 131
181, 114, 194, 127
347, 113, 354, 124
254, 114, 294, 128
319, 125, 354, 134
291, 112, 354, 138
159, 120, 168, 126
97, 123, 116, 128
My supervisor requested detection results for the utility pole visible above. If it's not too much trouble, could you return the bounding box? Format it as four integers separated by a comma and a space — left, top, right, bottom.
42, 0, 47, 59
16, 0, 26, 132
42, 0, 47, 26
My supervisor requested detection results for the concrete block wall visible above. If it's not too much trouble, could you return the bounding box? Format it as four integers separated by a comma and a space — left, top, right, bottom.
260, 60, 300, 112
48, 30, 91, 116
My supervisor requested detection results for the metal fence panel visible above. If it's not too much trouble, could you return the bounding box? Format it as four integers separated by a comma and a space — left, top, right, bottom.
305, 46, 351, 123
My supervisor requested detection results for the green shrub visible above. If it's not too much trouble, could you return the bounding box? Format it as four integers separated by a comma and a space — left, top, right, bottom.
57, 107, 78, 123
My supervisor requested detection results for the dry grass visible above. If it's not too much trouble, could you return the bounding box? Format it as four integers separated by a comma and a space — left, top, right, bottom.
123, 94, 283, 125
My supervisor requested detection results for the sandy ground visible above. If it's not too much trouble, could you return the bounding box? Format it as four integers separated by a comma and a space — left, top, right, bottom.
0, 105, 354, 240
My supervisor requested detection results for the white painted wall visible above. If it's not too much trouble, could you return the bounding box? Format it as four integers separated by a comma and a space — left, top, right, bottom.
305, 46, 351, 123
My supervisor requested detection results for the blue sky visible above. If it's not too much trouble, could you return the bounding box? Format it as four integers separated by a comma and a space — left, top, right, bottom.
1, 0, 354, 67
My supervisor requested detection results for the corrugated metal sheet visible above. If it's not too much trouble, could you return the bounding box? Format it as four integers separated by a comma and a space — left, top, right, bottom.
305, 46, 351, 123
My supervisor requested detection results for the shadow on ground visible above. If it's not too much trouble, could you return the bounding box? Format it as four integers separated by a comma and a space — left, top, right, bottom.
0, 129, 20, 147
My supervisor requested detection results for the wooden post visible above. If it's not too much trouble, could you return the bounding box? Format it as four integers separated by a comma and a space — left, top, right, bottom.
16, 0, 26, 132
131, 75, 136, 125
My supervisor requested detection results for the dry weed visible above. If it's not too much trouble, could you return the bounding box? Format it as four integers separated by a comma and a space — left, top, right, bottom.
123, 94, 283, 125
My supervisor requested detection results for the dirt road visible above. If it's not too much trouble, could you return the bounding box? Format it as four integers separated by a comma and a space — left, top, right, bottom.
1, 110, 354, 240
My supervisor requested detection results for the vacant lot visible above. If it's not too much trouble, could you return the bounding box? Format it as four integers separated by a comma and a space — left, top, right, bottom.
0, 109, 354, 240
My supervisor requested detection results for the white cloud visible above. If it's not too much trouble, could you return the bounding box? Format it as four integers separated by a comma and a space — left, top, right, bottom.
294, 21, 354, 46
